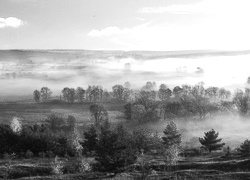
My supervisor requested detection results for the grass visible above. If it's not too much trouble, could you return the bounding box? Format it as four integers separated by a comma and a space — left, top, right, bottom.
0, 101, 127, 125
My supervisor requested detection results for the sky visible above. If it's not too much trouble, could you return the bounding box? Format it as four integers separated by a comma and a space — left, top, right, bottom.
1, 0, 250, 97
1, 0, 250, 50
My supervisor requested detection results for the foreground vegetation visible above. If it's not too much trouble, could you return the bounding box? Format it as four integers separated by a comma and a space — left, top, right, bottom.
2, 80, 250, 179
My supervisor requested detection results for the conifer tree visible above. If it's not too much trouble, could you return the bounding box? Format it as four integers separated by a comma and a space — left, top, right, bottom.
199, 129, 225, 153
238, 139, 250, 156
82, 124, 98, 155
162, 121, 181, 148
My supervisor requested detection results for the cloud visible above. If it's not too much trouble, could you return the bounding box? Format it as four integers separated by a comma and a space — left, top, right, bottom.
137, 0, 250, 15
136, 17, 145, 21
87, 0, 250, 51
0, 17, 24, 28
87, 26, 130, 37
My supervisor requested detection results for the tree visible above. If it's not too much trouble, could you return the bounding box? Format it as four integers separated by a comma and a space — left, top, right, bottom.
158, 84, 172, 101
233, 89, 249, 115
192, 95, 210, 119
124, 103, 133, 120
238, 139, 250, 156
123, 88, 131, 102
199, 129, 225, 153
40, 87, 52, 102
89, 104, 108, 127
112, 84, 124, 101
95, 123, 137, 172
135, 91, 160, 122
45, 114, 65, 132
162, 121, 181, 148
191, 82, 205, 97
67, 115, 76, 132
182, 84, 192, 95
173, 86, 183, 97
68, 126, 83, 156
161, 101, 182, 120
218, 88, 227, 99
76, 87, 85, 103
205, 87, 219, 98
33, 90, 40, 103
124, 81, 131, 89
82, 125, 98, 155
68, 88, 76, 103
247, 76, 250, 84
142, 81, 156, 91
62, 87, 75, 103
131, 104, 146, 123
86, 85, 103, 102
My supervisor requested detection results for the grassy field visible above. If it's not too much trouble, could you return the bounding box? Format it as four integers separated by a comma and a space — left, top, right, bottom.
0, 101, 126, 126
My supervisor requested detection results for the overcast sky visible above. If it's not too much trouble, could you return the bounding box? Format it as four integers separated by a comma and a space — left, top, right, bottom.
1, 0, 250, 50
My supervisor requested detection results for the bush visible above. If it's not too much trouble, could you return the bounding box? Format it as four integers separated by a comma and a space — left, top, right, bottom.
46, 151, 55, 158
0, 124, 19, 154
63, 157, 92, 174
51, 156, 64, 175
25, 150, 34, 158
38, 152, 46, 158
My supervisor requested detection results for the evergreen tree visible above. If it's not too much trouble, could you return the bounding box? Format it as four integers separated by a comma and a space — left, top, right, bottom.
95, 122, 137, 172
199, 129, 225, 153
82, 124, 98, 155
162, 121, 181, 148
238, 139, 250, 156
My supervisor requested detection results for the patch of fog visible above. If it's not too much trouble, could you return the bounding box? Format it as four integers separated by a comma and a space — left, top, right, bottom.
147, 115, 250, 149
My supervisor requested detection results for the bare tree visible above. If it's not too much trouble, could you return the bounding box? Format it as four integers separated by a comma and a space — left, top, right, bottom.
112, 84, 124, 101
62, 87, 75, 103
89, 104, 108, 127
76, 87, 85, 103
233, 89, 249, 115
33, 90, 40, 103
40, 87, 52, 102
158, 84, 172, 101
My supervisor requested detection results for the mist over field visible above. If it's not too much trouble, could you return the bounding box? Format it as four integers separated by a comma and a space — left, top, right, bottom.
0, 50, 250, 96
145, 115, 250, 149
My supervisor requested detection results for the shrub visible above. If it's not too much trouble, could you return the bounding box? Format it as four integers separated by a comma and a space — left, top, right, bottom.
25, 150, 34, 158
38, 152, 46, 158
63, 157, 92, 174
46, 151, 55, 158
163, 145, 181, 166
0, 124, 19, 154
51, 156, 64, 175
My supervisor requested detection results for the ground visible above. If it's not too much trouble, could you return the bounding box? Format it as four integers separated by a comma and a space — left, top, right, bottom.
1, 154, 250, 179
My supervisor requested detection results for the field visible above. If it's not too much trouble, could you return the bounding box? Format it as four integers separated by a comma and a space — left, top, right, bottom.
0, 101, 126, 126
